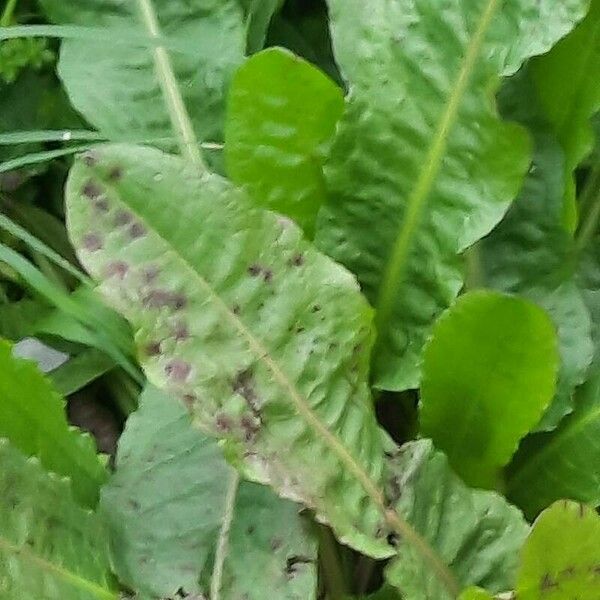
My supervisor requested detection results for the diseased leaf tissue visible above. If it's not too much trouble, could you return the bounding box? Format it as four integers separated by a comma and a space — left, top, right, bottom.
0, 0, 599, 599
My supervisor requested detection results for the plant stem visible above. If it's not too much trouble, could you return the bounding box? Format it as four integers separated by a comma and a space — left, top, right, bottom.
317, 525, 347, 600
210, 471, 239, 600
576, 159, 600, 251
1, 0, 19, 27
135, 0, 207, 172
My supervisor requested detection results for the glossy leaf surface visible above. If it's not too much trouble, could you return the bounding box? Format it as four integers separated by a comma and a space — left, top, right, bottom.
420, 291, 558, 488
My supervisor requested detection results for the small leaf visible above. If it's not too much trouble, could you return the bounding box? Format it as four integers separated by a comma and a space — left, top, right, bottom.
516, 500, 600, 599
507, 366, 600, 518
420, 291, 558, 488
66, 143, 391, 558
385, 440, 529, 600
101, 385, 317, 599
530, 0, 600, 230
0, 339, 106, 507
225, 47, 344, 236
0, 440, 115, 600
316, 0, 588, 390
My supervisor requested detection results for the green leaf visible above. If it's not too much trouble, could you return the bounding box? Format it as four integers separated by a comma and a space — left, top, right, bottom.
49, 348, 115, 396
420, 290, 558, 488
40, 0, 246, 146
316, 0, 588, 390
65, 143, 393, 559
516, 500, 600, 599
0, 339, 106, 507
0, 440, 115, 600
506, 366, 600, 518
0, 298, 50, 340
458, 588, 494, 600
239, 0, 284, 54
225, 47, 344, 236
101, 385, 317, 599
385, 440, 529, 600
530, 0, 600, 231
480, 72, 594, 430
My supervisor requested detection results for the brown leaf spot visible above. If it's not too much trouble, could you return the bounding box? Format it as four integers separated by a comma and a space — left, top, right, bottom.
94, 197, 110, 212
82, 233, 103, 252
289, 253, 304, 267
248, 264, 262, 277
172, 293, 187, 310
145, 342, 161, 357
165, 359, 191, 382
143, 289, 185, 310
104, 261, 129, 279
129, 222, 147, 239
182, 393, 196, 410
311, 304, 321, 313
142, 264, 160, 283
540, 573, 558, 592
114, 210, 133, 227
232, 369, 260, 414
232, 304, 241, 315
216, 414, 233, 433
82, 180, 103, 199
240, 415, 260, 442
263, 268, 273, 283
285, 556, 312, 580
108, 166, 123, 181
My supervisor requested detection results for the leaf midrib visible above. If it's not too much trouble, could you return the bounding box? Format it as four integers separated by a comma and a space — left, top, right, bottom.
373, 0, 501, 342
97, 171, 460, 596
0, 535, 116, 600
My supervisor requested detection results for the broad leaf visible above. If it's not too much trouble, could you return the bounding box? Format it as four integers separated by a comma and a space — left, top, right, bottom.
516, 500, 600, 599
0, 440, 115, 600
65, 143, 392, 559
530, 0, 600, 230
506, 366, 600, 518
480, 73, 594, 430
420, 290, 558, 488
0, 339, 106, 507
225, 47, 344, 236
385, 440, 529, 600
316, 0, 588, 390
101, 385, 317, 599
40, 0, 246, 145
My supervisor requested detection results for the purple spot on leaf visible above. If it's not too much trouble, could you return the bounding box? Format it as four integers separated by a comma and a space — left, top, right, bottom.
82, 233, 103, 252
104, 261, 129, 279
114, 211, 133, 227
165, 359, 191, 382
129, 222, 146, 239
82, 180, 103, 200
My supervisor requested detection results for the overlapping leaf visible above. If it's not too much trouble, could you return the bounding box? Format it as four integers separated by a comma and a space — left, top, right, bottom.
0, 339, 106, 507
517, 500, 600, 599
101, 385, 317, 599
531, 0, 600, 229
65, 143, 392, 558
40, 0, 246, 145
225, 47, 344, 236
480, 80, 594, 429
507, 366, 600, 518
385, 441, 529, 600
420, 291, 558, 488
0, 440, 115, 600
316, 0, 589, 390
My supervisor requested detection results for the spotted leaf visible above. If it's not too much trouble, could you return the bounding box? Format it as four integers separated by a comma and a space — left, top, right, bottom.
65, 143, 392, 559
